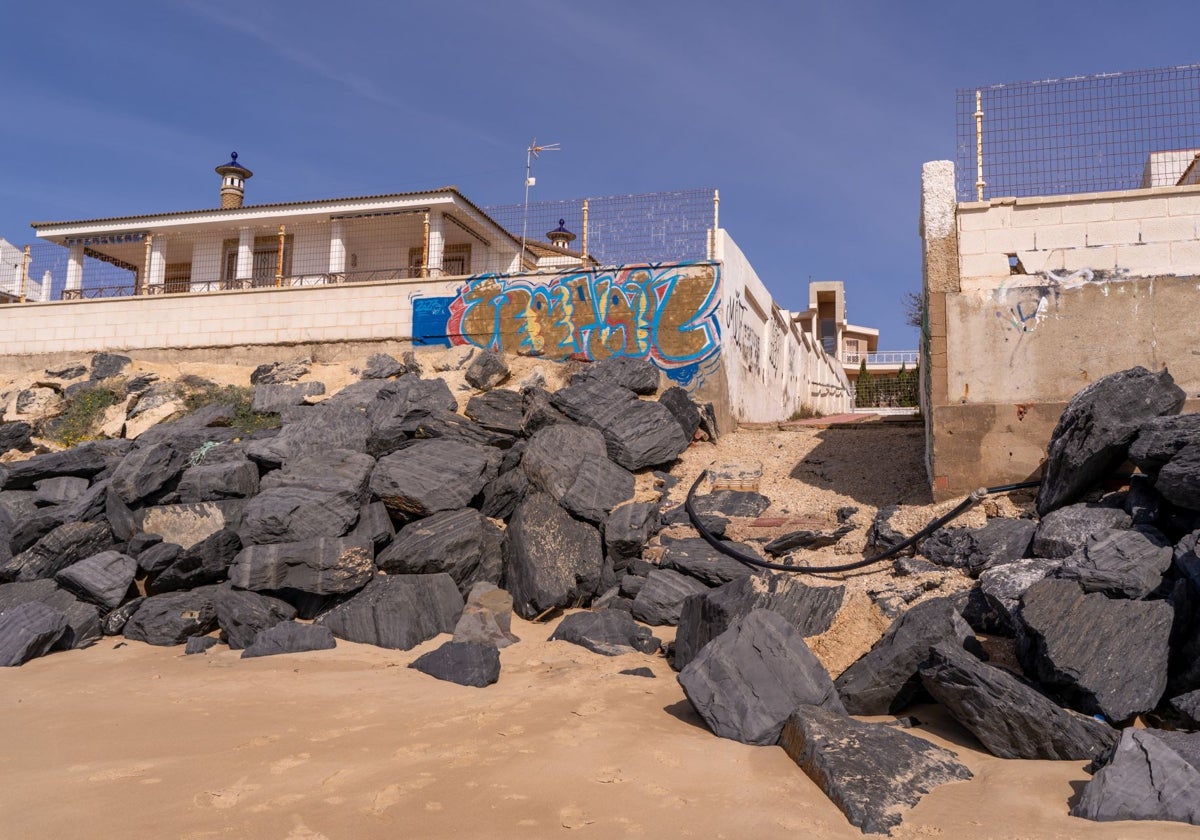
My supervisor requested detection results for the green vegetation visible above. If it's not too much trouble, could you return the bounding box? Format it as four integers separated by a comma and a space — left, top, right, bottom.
182, 383, 280, 436
47, 384, 124, 447
855, 358, 875, 408
788, 404, 823, 421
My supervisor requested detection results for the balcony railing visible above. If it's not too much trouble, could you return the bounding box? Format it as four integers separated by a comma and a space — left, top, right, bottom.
57, 266, 434, 301
843, 351, 919, 366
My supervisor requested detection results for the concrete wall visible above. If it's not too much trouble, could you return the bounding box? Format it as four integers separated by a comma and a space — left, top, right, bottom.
717, 231, 852, 421
922, 163, 1200, 498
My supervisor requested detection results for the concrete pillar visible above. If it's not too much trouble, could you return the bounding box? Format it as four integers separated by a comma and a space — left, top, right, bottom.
147, 235, 167, 291
66, 244, 84, 293
236, 228, 254, 282
427, 213, 445, 277
329, 220, 346, 275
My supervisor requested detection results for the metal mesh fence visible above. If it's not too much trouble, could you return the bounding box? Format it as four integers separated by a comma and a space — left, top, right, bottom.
9, 189, 717, 302
956, 64, 1200, 202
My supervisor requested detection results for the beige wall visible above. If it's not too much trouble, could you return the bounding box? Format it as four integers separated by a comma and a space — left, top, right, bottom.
923, 164, 1200, 498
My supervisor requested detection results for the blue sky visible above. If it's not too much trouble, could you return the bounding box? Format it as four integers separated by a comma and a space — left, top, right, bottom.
1, 1, 1196, 347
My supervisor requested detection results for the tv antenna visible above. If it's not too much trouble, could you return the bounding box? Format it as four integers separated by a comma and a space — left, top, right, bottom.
520, 137, 560, 272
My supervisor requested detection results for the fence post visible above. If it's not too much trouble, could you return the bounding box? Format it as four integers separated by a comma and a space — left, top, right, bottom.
276, 224, 285, 287
421, 211, 430, 279
581, 198, 589, 263
708, 189, 720, 260
974, 89, 985, 201
140, 235, 152, 295
19, 245, 30, 303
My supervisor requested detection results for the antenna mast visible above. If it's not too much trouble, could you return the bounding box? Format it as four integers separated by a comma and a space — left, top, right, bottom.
519, 137, 560, 273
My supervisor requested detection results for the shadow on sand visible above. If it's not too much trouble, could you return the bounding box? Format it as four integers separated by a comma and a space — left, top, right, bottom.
790, 425, 933, 509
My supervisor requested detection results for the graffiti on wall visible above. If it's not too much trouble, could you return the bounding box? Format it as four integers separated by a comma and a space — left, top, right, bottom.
412, 263, 721, 385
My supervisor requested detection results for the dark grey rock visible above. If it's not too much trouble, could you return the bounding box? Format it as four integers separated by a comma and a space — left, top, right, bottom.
371, 408, 515, 454
550, 608, 661, 655
123, 586, 220, 646
520, 387, 570, 436
361, 353, 405, 380
316, 573, 463, 650
89, 352, 131, 380
410, 641, 500, 687
967, 558, 1062, 635
778, 704, 973, 836
229, 537, 375, 595
55, 550, 136, 609
126, 381, 177, 419
245, 404, 370, 468
240, 449, 373, 544
674, 574, 845, 672
689, 490, 770, 519
1032, 503, 1131, 559
1071, 728, 1200, 826
185, 635, 219, 655
0, 579, 101, 650
0, 601, 68, 666
0, 422, 33, 454
370, 439, 499, 520
658, 386, 701, 441
241, 622, 336, 658
551, 378, 688, 470
1168, 689, 1200, 729
177, 458, 260, 503
631, 569, 710, 626
835, 596, 975, 715
149, 529, 242, 594
377, 508, 502, 595
251, 382, 325, 413
465, 351, 509, 391
363, 375, 457, 426
1158, 441, 1200, 511
214, 585, 297, 649
1018, 578, 1172, 720
137, 542, 182, 575
110, 443, 186, 505
0, 521, 112, 582
603, 501, 660, 571
764, 524, 854, 556
1125, 473, 1162, 526
249, 358, 310, 385
32, 476, 90, 506
2, 441, 125, 489
1037, 366, 1185, 515
659, 537, 760, 586
1130, 413, 1200, 473
918, 642, 1118, 760
1058, 527, 1173, 598
521, 424, 634, 523
465, 389, 524, 436
478, 469, 528, 520
867, 505, 910, 553
572, 356, 660, 395
678, 609, 846, 746
101, 597, 143, 635
504, 492, 605, 619
45, 363, 86, 380
348, 501, 394, 552
924, 518, 1036, 575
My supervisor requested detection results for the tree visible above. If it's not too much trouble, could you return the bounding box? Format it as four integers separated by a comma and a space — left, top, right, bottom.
902, 290, 924, 329
855, 358, 875, 408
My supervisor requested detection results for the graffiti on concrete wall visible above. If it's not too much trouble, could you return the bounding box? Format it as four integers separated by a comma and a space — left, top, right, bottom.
412, 263, 721, 385
725, 290, 762, 378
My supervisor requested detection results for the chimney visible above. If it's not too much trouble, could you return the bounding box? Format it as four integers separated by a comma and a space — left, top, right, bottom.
546, 218, 576, 250
215, 151, 253, 209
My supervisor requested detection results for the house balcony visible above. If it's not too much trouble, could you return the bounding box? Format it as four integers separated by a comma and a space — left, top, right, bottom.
843, 350, 918, 367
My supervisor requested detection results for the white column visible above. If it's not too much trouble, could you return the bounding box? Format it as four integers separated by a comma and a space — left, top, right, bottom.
427, 213, 445, 277
328, 220, 346, 275
66, 244, 84, 293
147, 235, 167, 291
236, 227, 254, 282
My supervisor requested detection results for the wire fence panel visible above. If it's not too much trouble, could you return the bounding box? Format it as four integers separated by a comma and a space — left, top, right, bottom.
15, 189, 717, 302
956, 64, 1200, 202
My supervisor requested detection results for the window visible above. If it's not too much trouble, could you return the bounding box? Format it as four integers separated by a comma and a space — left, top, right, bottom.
221, 236, 293, 288
409, 243, 472, 278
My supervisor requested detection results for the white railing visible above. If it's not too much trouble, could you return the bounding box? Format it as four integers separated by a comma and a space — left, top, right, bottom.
843, 350, 919, 366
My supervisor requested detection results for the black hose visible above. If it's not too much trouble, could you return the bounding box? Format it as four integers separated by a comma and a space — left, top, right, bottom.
683, 472, 1041, 576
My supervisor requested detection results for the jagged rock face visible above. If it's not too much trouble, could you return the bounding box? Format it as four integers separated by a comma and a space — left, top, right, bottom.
316, 573, 464, 651
919, 643, 1118, 761
550, 609, 660, 656
1130, 414, 1200, 473
239, 449, 374, 545
214, 585, 297, 649
520, 425, 634, 523
1158, 441, 1200, 511
240, 622, 336, 659
376, 508, 502, 595
0, 521, 114, 583
1031, 503, 1131, 559
1017, 578, 1172, 721
570, 356, 661, 396
503, 492, 605, 620
678, 609, 846, 746
551, 378, 689, 471
464, 351, 510, 391
1057, 526, 1173, 599
409, 641, 501, 687
630, 568, 709, 626
1036, 366, 1185, 516
1072, 728, 1200, 826
228, 537, 375, 596
369, 439, 498, 520
0, 601, 68, 666
123, 586, 221, 646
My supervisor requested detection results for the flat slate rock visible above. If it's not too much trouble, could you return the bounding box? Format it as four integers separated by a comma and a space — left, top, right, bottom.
123, 586, 220, 646
631, 568, 710, 626
504, 491, 606, 620
1157, 441, 1200, 511
0, 579, 101, 650
0, 601, 68, 666
1018, 577, 1172, 720
245, 404, 371, 468
185, 635, 219, 655
377, 508, 502, 595
54, 550, 136, 609
923, 518, 1036, 575
1168, 689, 1200, 729
229, 536, 375, 596
965, 557, 1062, 636
688, 490, 771, 519
835, 596, 975, 715
603, 501, 661, 570
521, 424, 633, 523
370, 439, 499, 520
1032, 503, 1131, 559
919, 642, 1118, 760
674, 574, 844, 672
464, 350, 509, 391
177, 459, 260, 503
571, 356, 660, 395
410, 640, 501, 687
240, 450, 373, 545
316, 573, 463, 650
1072, 728, 1200, 826
241, 621, 336, 658
659, 537, 759, 586
0, 521, 113, 582
678, 609, 846, 746
250, 358, 310, 385
90, 352, 131, 380
1037, 366, 1185, 515
1, 440, 125, 489
214, 585, 298, 649
1130, 413, 1200, 473
551, 378, 689, 471
109, 442, 186, 504
251, 382, 325, 413
659, 386, 701, 441
551, 608, 661, 656
33, 476, 89, 506
1058, 526, 1173, 599
464, 389, 524, 436
361, 353, 406, 380
149, 529, 242, 594
779, 704, 973, 836
478, 469, 528, 521
452, 582, 519, 648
